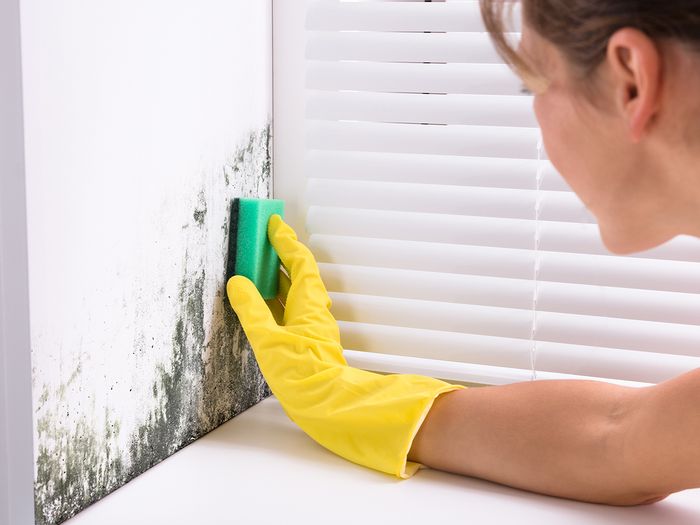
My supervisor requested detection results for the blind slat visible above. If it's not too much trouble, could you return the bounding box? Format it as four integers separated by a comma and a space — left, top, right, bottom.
329, 291, 534, 339
338, 320, 532, 370
321, 263, 700, 325
306, 0, 491, 33
330, 292, 700, 357
306, 91, 538, 127
535, 311, 700, 356
343, 349, 650, 388
339, 321, 694, 385
307, 205, 700, 262
343, 349, 542, 387
308, 205, 538, 250
307, 61, 525, 95
306, 31, 503, 63
322, 263, 535, 311
309, 234, 700, 292
306, 150, 568, 191
306, 179, 594, 223
536, 340, 700, 384
306, 120, 541, 159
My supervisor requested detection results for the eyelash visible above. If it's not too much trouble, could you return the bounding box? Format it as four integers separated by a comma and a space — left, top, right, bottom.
521, 84, 533, 95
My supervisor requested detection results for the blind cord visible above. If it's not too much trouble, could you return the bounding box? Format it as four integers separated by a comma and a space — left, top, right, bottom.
530, 135, 545, 381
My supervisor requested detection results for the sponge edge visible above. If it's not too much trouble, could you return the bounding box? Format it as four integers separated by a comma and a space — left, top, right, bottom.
233, 198, 285, 300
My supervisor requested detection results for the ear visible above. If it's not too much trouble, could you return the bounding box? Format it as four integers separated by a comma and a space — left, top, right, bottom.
606, 28, 662, 143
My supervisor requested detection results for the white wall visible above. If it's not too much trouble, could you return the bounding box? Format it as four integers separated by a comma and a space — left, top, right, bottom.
19, 1, 273, 523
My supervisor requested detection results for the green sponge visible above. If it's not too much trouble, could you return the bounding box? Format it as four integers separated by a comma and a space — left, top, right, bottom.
227, 197, 285, 300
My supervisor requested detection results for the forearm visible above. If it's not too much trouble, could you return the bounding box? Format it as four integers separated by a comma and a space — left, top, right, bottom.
408, 377, 665, 505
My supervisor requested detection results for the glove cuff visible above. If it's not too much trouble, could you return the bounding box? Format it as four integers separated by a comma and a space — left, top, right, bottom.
399, 383, 467, 479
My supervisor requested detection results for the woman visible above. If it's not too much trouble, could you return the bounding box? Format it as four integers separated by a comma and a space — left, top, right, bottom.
227, 1, 700, 506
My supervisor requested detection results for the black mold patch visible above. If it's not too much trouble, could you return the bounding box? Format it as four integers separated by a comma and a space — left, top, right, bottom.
33, 122, 273, 525
34, 370, 125, 525
128, 268, 206, 476
193, 190, 207, 226
223, 123, 272, 197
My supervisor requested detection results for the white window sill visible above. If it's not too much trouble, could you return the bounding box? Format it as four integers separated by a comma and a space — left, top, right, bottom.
66, 396, 700, 525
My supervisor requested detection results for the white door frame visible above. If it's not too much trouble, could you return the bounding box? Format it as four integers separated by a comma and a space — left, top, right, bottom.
0, 0, 36, 523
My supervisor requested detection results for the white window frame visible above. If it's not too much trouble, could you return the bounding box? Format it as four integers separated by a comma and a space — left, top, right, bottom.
0, 0, 36, 523
273, 0, 314, 243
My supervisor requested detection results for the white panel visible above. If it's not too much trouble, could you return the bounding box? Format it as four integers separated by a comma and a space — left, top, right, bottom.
307, 61, 526, 95
306, 31, 504, 63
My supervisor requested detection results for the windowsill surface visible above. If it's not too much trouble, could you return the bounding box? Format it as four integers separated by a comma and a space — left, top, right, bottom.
66, 396, 700, 524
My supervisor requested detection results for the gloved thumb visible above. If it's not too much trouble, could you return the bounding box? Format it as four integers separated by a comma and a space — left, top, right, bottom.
226, 275, 279, 337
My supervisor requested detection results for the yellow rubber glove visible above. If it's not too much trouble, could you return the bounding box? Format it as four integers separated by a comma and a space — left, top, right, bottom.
226, 214, 467, 479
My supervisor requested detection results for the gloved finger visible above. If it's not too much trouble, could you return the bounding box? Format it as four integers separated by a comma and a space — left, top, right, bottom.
278, 267, 291, 308
227, 275, 279, 340
267, 215, 340, 341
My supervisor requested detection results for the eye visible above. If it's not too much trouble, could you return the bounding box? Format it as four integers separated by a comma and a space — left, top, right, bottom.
520, 84, 533, 95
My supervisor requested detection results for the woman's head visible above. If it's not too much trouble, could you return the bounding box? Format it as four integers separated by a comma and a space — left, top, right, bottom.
479, 1, 700, 254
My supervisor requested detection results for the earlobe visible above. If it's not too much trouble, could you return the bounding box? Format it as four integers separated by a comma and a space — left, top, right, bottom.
606, 28, 661, 143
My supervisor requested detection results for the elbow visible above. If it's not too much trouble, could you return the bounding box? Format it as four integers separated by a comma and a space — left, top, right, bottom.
602, 384, 672, 506
605, 491, 671, 507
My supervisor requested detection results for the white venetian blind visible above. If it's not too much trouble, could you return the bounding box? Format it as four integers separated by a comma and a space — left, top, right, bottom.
299, 0, 700, 387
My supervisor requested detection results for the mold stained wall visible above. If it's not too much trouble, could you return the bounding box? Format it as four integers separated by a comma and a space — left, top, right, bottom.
20, 2, 273, 523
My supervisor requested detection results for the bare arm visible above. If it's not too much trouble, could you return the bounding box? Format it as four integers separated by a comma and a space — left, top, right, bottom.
407, 372, 697, 506
622, 367, 700, 496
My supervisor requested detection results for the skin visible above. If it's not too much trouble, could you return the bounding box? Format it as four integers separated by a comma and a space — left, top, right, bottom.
408, 24, 700, 506
523, 26, 700, 254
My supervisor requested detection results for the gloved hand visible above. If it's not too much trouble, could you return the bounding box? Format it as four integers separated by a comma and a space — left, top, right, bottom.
226, 214, 467, 478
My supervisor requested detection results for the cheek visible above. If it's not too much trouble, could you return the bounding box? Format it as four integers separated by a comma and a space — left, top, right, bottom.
533, 93, 571, 172
533, 92, 595, 203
